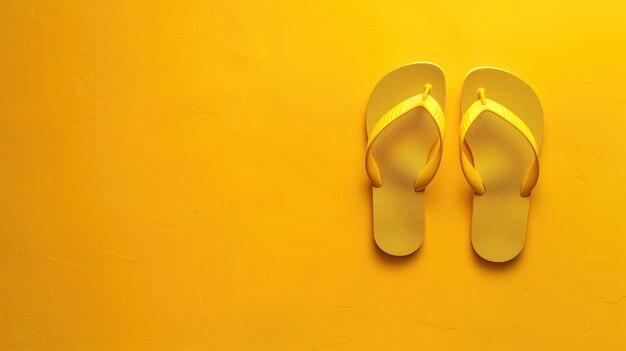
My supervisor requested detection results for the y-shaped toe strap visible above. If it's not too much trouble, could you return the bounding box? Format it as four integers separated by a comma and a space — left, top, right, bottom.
460, 88, 540, 197
366, 84, 445, 192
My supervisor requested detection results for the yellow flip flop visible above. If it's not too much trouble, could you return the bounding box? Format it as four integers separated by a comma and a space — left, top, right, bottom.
365, 63, 446, 256
460, 67, 544, 262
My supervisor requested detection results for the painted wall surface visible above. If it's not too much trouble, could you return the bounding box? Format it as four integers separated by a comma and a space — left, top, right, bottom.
1, 0, 625, 349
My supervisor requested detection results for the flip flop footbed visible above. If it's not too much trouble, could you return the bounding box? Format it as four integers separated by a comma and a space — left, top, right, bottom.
461, 67, 543, 262
366, 63, 445, 256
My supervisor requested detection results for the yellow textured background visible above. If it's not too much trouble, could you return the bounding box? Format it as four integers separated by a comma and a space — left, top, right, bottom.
1, 0, 625, 350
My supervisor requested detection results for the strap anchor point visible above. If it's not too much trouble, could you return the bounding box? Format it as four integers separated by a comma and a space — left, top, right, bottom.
422, 84, 432, 101
477, 88, 487, 105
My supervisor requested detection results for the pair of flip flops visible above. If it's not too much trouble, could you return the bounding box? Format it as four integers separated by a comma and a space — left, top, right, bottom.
365, 63, 543, 262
